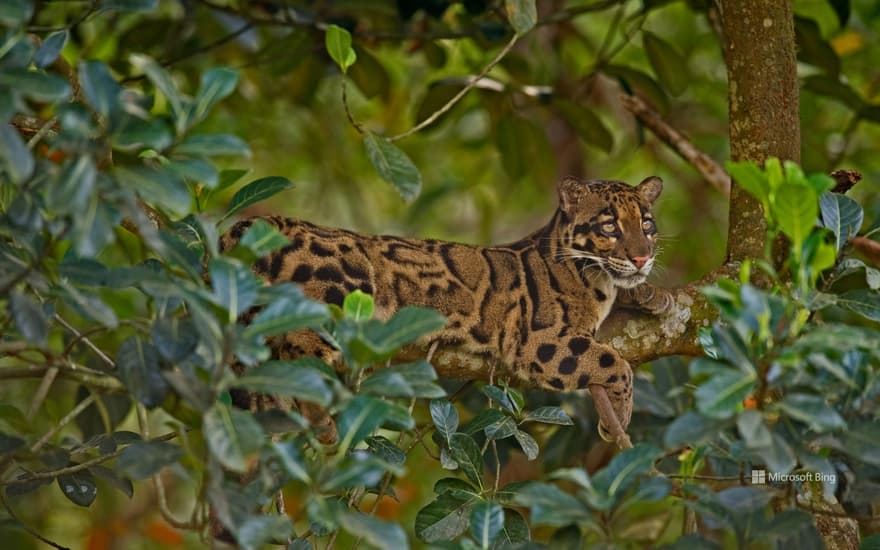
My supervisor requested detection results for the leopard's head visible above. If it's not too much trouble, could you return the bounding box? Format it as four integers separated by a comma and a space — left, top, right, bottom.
555, 176, 663, 288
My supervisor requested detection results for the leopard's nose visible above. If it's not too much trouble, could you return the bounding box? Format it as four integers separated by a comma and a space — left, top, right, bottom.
631, 255, 650, 269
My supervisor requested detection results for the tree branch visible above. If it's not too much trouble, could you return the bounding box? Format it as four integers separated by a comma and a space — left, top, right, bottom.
619, 94, 730, 196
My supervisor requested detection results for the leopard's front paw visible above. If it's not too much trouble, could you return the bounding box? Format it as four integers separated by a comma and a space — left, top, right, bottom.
643, 287, 674, 315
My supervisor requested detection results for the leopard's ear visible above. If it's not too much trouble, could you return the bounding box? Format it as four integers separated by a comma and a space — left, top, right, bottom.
637, 176, 663, 203
557, 176, 588, 213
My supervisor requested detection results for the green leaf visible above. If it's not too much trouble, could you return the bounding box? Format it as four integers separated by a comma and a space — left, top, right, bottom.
325, 25, 357, 73
338, 510, 409, 550
0, 124, 34, 184
34, 31, 68, 69
320, 453, 388, 491
726, 161, 769, 207
79, 61, 121, 117
514, 430, 539, 460
116, 336, 169, 408
643, 31, 688, 96
592, 444, 662, 498
114, 165, 191, 218
430, 400, 459, 444
493, 509, 530, 547
756, 432, 797, 474
554, 100, 613, 153
209, 258, 259, 321
9, 291, 48, 346
235, 360, 333, 407
0, 0, 33, 26
243, 295, 328, 340
272, 439, 312, 484
819, 192, 863, 251
504, 0, 536, 34
130, 54, 186, 127
695, 371, 756, 419
836, 289, 880, 321
664, 412, 726, 449
343, 289, 374, 321
203, 403, 265, 473
603, 64, 669, 114
736, 409, 772, 448
57, 471, 97, 507
484, 417, 517, 441
449, 433, 484, 487
166, 158, 217, 186
360, 306, 445, 356
364, 132, 422, 202
0, 432, 25, 456
0, 70, 71, 102
59, 282, 119, 328
480, 386, 516, 413
192, 67, 239, 123
777, 394, 846, 432
764, 509, 822, 548
471, 501, 504, 548
112, 117, 173, 152
415, 492, 476, 543
46, 156, 97, 213
523, 406, 573, 426
221, 176, 293, 221
88, 465, 133, 498
100, 0, 158, 11
237, 219, 289, 257
117, 440, 182, 479
512, 483, 591, 527
175, 133, 251, 157
236, 515, 293, 550
366, 436, 406, 466
338, 396, 396, 451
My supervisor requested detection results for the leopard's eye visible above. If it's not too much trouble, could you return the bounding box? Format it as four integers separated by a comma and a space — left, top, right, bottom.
600, 222, 618, 236
642, 219, 656, 233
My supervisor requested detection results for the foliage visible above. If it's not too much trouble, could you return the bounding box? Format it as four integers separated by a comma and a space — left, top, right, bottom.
1, 0, 880, 549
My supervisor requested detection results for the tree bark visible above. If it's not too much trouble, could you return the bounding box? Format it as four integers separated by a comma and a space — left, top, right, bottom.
719, 0, 800, 262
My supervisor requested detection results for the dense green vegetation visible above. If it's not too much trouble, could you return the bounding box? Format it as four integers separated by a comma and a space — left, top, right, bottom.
1, 1, 879, 548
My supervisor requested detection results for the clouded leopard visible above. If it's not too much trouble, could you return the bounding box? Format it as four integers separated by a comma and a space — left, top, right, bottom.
221, 176, 673, 443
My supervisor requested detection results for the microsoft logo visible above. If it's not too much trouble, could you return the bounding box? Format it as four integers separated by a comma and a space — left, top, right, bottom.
751, 469, 766, 484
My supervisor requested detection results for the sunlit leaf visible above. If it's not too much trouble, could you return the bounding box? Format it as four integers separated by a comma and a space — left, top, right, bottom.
325, 24, 357, 73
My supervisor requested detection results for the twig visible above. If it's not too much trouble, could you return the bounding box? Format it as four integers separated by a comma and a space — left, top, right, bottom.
1, 431, 179, 486
1, 493, 71, 550
0, 363, 125, 392
619, 93, 731, 196
27, 367, 59, 419
386, 33, 520, 142
54, 314, 116, 368
30, 394, 96, 453
588, 385, 632, 449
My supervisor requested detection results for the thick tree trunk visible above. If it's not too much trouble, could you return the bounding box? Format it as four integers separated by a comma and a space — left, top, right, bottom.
719, 0, 800, 262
